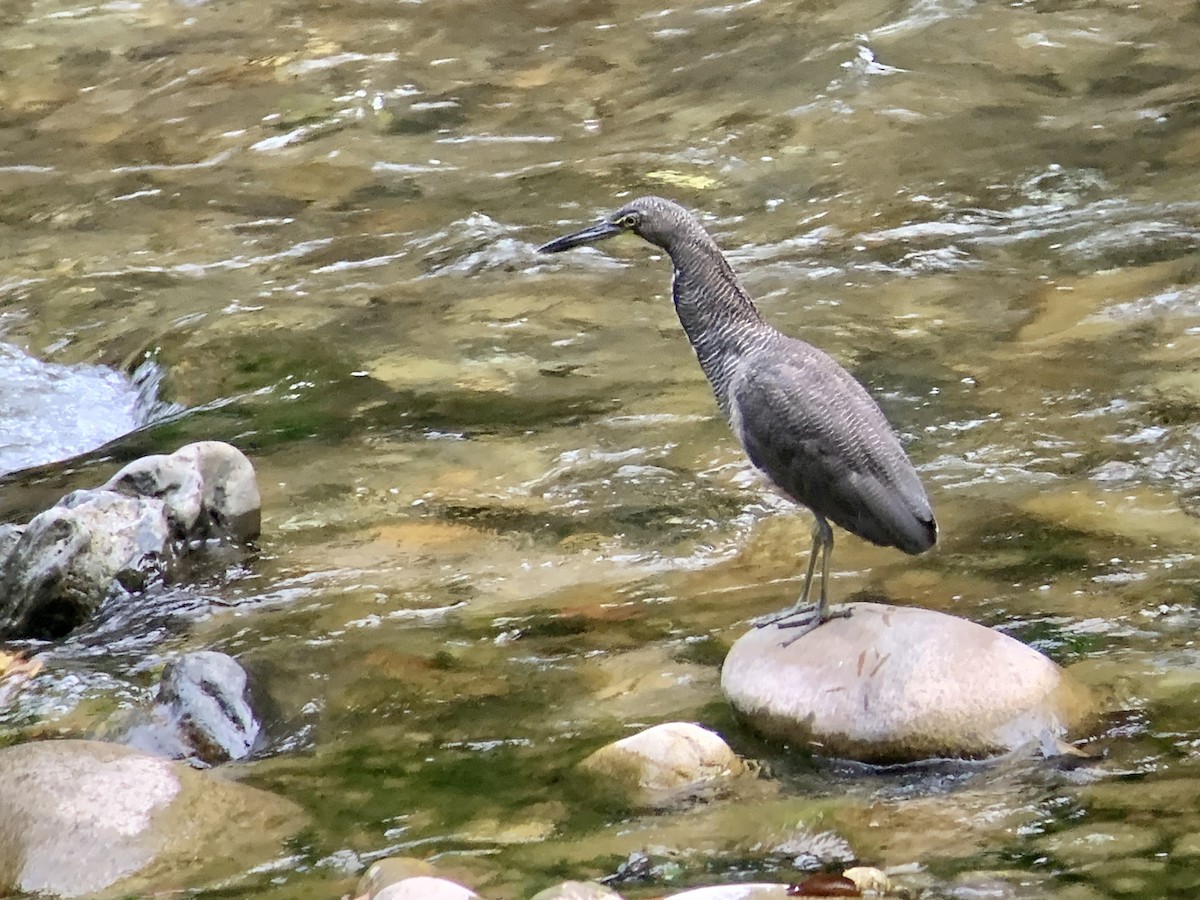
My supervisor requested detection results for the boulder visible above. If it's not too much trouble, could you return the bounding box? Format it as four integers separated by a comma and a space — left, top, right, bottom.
121, 651, 261, 764
0, 442, 260, 639
0, 491, 170, 638
104, 440, 260, 544
579, 722, 745, 809
722, 602, 1098, 762
0, 739, 305, 898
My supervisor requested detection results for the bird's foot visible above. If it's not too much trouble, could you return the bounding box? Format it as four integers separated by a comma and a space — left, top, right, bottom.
756, 604, 851, 648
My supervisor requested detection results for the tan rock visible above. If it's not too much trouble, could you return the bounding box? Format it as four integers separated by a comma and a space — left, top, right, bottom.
372, 876, 479, 900
580, 722, 745, 808
530, 880, 624, 900
722, 603, 1098, 761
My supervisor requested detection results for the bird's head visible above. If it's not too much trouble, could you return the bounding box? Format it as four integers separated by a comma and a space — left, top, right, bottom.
538, 196, 691, 254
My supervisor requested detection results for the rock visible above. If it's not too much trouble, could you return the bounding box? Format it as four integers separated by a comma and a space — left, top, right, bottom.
663, 886, 790, 899
104, 440, 261, 544
721, 603, 1098, 762
0, 739, 305, 898
122, 651, 261, 764
579, 722, 745, 809
0, 491, 171, 639
359, 857, 439, 895
372, 876, 479, 900
0, 523, 21, 567
530, 881, 624, 900
0, 442, 260, 639
357, 859, 478, 900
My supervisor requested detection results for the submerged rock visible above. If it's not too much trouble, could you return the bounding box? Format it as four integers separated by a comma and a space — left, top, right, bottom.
580, 722, 745, 809
121, 651, 261, 765
0, 442, 260, 640
722, 602, 1098, 762
0, 739, 304, 898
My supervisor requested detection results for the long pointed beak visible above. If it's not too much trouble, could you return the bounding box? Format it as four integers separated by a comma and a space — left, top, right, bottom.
538, 220, 623, 253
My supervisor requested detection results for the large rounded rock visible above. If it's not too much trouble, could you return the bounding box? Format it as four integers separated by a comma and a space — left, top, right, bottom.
0, 739, 305, 898
580, 722, 745, 809
722, 602, 1097, 762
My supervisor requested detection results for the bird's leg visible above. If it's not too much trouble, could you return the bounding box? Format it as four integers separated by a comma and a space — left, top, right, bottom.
756, 517, 850, 642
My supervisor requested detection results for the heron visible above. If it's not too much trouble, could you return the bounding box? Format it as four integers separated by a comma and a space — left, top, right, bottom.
538, 196, 936, 638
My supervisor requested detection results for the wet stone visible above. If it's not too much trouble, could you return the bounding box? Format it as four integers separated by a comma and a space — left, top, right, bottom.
104, 440, 261, 544
530, 881, 625, 900
662, 886, 791, 899
579, 722, 745, 809
0, 739, 304, 898
372, 875, 479, 900
721, 603, 1098, 762
121, 651, 261, 765
0, 491, 171, 639
0, 441, 260, 640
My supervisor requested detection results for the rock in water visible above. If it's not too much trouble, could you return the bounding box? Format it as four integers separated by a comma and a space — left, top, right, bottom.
120, 651, 261, 765
579, 722, 745, 809
0, 442, 260, 639
104, 440, 261, 544
0, 739, 304, 898
721, 602, 1097, 762
0, 492, 172, 638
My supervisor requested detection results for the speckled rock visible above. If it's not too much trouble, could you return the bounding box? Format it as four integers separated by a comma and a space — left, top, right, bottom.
579, 722, 745, 808
531, 880, 624, 900
722, 602, 1098, 762
0, 442, 260, 639
121, 651, 260, 764
0, 739, 304, 898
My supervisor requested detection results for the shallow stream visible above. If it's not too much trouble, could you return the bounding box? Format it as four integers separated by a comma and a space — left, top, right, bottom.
3, 0, 1200, 897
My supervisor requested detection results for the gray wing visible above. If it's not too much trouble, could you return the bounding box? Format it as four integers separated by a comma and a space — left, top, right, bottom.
728, 338, 936, 554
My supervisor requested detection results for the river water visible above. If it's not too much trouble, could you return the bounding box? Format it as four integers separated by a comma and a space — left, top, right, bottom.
3, 0, 1200, 897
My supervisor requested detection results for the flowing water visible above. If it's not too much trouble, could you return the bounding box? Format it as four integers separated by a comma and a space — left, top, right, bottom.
3, 0, 1200, 897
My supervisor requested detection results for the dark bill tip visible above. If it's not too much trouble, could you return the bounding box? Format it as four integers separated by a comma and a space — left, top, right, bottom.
537, 220, 623, 254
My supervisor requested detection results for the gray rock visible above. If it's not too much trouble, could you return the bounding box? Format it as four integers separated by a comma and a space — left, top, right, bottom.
0, 523, 22, 568
722, 602, 1099, 762
0, 442, 260, 639
0, 739, 305, 898
579, 722, 745, 809
0, 491, 170, 638
104, 440, 260, 544
122, 651, 261, 765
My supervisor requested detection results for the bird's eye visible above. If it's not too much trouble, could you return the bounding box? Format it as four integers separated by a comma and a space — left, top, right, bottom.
617, 213, 639, 229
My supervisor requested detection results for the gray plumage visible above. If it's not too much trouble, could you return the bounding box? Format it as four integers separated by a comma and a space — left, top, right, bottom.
539, 196, 936, 635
